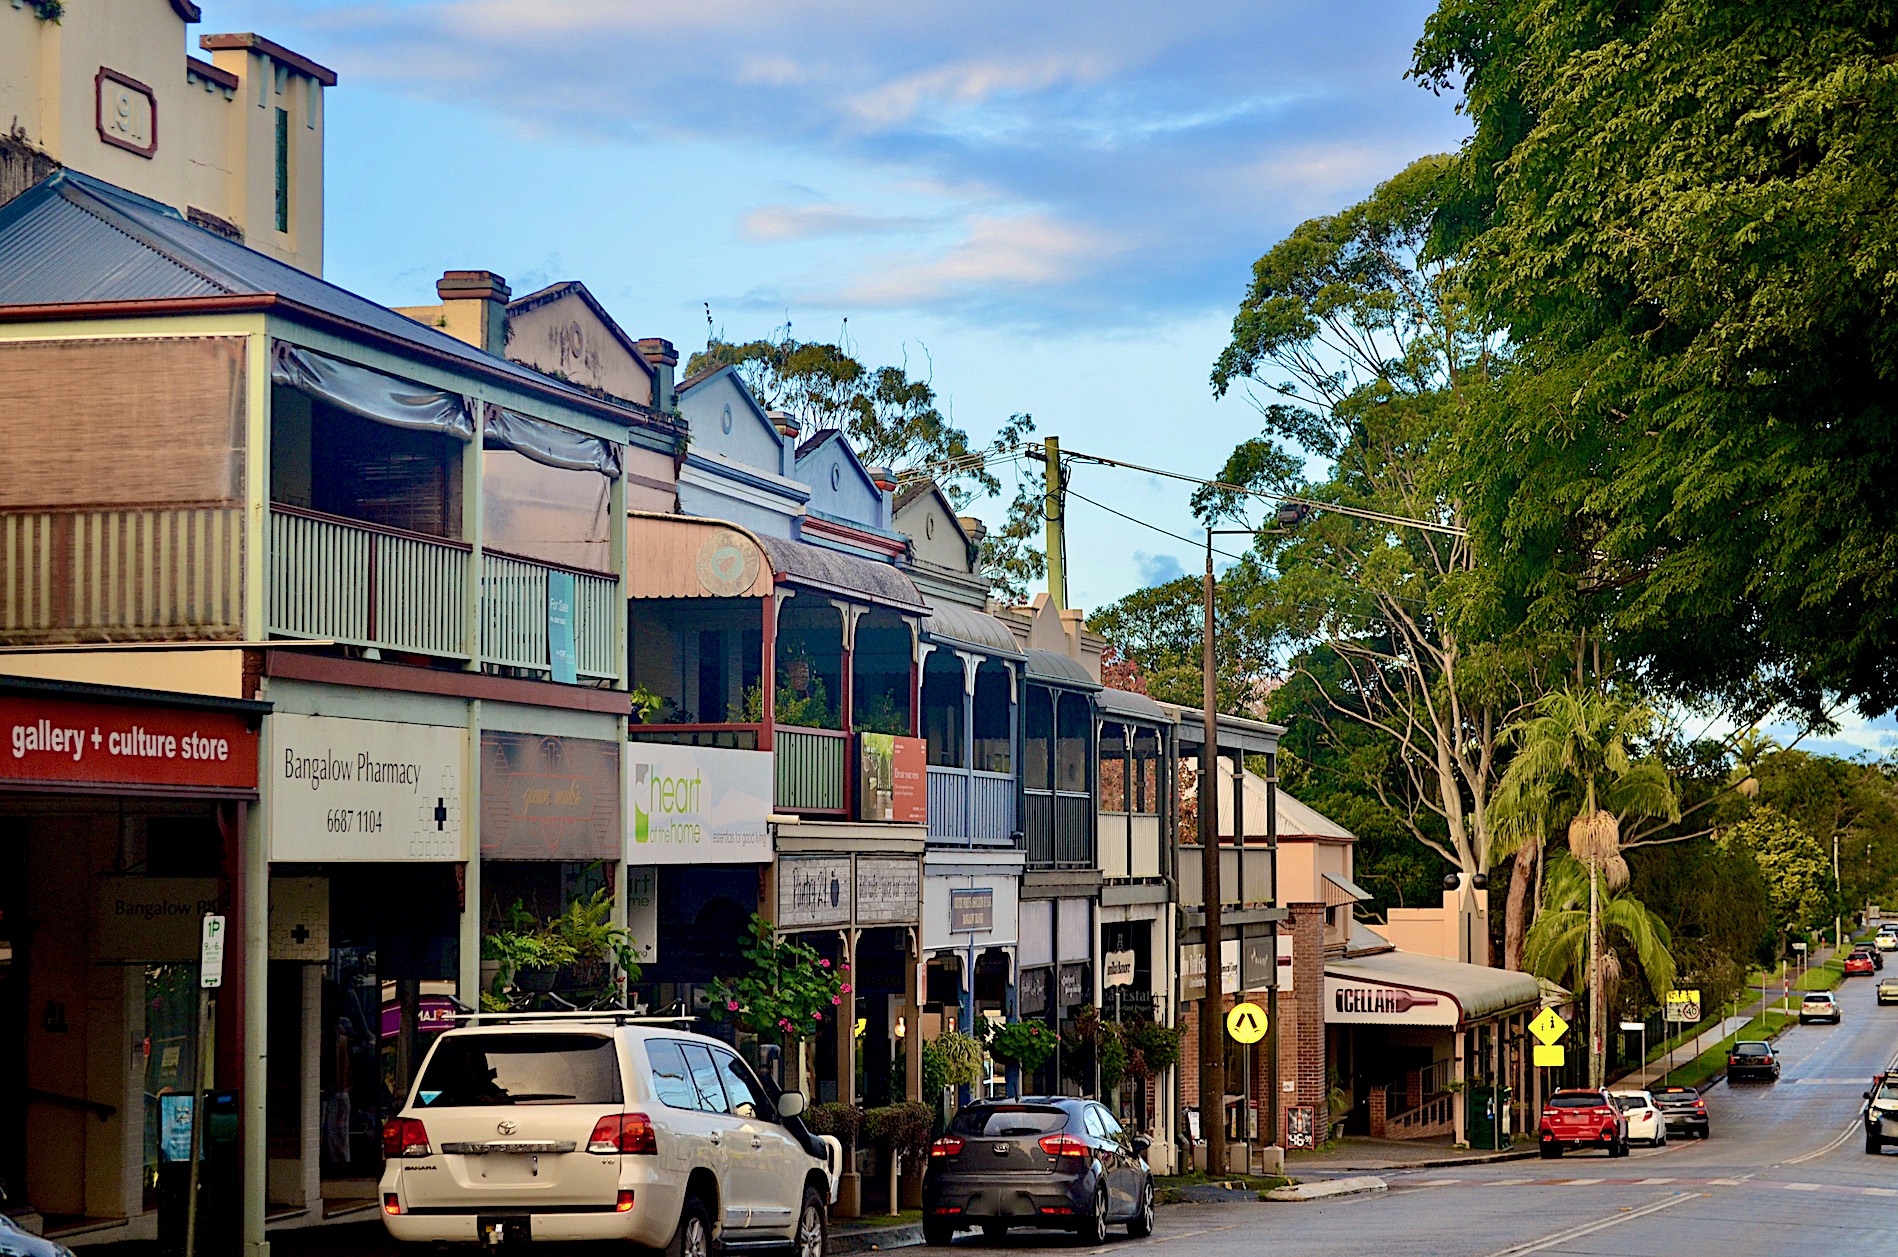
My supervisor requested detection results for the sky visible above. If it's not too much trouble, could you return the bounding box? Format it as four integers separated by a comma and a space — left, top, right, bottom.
202, 0, 1467, 602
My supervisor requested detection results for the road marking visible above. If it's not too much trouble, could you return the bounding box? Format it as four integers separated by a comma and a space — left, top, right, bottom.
1558, 1178, 1602, 1186
1634, 1177, 1676, 1184
1485, 1191, 1696, 1256
1783, 1182, 1823, 1191
1866, 1188, 1898, 1196
1781, 1119, 1860, 1165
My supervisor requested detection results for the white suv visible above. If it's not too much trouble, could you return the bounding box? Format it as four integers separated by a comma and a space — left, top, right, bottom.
379, 1013, 833, 1255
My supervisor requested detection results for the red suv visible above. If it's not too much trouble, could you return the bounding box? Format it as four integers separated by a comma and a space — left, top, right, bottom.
1539, 1088, 1630, 1158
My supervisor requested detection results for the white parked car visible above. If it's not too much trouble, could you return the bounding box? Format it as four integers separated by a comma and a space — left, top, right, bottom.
1609, 1090, 1667, 1147
379, 1013, 833, 1254
1875, 932, 1896, 952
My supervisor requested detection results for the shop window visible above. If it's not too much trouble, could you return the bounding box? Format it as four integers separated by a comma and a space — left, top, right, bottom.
1099, 722, 1127, 812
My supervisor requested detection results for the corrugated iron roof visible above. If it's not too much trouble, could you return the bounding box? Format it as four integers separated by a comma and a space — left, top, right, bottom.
757, 533, 925, 612
0, 171, 664, 429
1324, 949, 1542, 1026
920, 603, 1023, 658
1097, 687, 1171, 723
1024, 648, 1100, 690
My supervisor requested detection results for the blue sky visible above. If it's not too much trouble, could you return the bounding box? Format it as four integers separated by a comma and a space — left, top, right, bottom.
205, 0, 1466, 601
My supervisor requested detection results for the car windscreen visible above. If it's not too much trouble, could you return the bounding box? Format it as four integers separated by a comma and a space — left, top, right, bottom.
1547, 1094, 1605, 1108
1609, 1095, 1646, 1111
948, 1106, 1070, 1137
1877, 1082, 1898, 1103
1734, 1044, 1771, 1057
1803, 994, 1832, 1003
415, 1033, 623, 1107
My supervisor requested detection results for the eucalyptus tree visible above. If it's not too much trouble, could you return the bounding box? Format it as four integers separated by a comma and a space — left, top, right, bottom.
1199, 154, 1563, 950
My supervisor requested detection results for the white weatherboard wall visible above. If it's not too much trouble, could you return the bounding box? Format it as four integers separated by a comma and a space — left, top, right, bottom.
623, 742, 772, 865
269, 712, 466, 861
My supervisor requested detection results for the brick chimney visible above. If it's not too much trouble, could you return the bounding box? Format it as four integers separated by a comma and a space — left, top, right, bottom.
957, 515, 988, 545
769, 410, 801, 441
636, 337, 678, 412
435, 270, 510, 354
867, 465, 899, 494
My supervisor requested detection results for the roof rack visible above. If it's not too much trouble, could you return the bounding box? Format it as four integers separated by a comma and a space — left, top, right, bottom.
452, 1010, 700, 1028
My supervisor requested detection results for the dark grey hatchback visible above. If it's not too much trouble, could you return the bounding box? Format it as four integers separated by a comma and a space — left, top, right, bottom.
922, 1098, 1154, 1246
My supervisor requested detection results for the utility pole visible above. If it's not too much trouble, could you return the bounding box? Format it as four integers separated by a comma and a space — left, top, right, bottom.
1198, 529, 1225, 1174
1836, 830, 1843, 949
1043, 436, 1066, 609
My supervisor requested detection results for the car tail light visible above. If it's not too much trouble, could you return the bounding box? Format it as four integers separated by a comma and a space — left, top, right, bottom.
381, 1117, 430, 1159
1039, 1206, 1075, 1215
617, 1191, 636, 1213
1039, 1134, 1093, 1160
1694, 1101, 1706, 1112
931, 1136, 965, 1157
933, 1206, 964, 1214
588, 1113, 658, 1155
383, 1193, 402, 1216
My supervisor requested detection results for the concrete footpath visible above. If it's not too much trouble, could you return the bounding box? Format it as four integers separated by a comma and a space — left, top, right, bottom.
1287, 1136, 1535, 1173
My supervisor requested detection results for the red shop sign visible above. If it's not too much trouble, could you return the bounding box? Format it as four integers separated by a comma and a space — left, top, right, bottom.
0, 694, 257, 791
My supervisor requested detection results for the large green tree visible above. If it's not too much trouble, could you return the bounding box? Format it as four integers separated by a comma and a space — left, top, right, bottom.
1196, 154, 1565, 930
1720, 807, 1838, 936
687, 333, 1042, 598
1413, 0, 1898, 720
1086, 562, 1278, 714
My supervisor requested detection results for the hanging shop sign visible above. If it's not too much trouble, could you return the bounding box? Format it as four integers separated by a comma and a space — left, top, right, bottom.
1241, 933, 1294, 993
481, 730, 620, 861
1019, 966, 1050, 1015
1, 694, 255, 791
857, 733, 927, 824
1059, 962, 1089, 1008
269, 876, 330, 961
857, 856, 921, 925
625, 865, 659, 964
1179, 939, 1240, 1003
92, 876, 223, 962
271, 713, 464, 861
625, 742, 772, 865
1104, 949, 1136, 989
950, 887, 994, 933
779, 855, 853, 928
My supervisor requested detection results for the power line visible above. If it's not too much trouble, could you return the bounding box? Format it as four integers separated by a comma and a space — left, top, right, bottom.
1049, 445, 1468, 539
1063, 486, 1250, 564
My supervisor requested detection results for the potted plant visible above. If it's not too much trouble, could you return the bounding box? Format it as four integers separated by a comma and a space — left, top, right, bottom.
866, 1101, 935, 1210
984, 1019, 1058, 1074
480, 886, 641, 1011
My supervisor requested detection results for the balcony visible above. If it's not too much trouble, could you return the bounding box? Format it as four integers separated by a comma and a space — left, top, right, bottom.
1024, 790, 1093, 868
268, 505, 617, 679
1174, 842, 1275, 907
628, 723, 851, 814
1, 503, 247, 643
926, 766, 1017, 845
1099, 813, 1164, 880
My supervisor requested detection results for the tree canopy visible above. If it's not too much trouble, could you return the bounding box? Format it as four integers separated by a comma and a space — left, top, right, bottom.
1413, 0, 1898, 720
686, 331, 1043, 599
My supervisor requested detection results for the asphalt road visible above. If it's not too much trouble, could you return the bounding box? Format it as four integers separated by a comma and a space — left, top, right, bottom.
957, 975, 1898, 1257
261, 978, 1898, 1257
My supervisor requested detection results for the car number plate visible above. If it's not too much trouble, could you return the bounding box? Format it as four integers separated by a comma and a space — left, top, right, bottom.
479, 1215, 531, 1245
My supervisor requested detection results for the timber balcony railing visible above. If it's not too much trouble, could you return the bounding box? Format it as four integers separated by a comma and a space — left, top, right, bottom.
627, 722, 851, 814
266, 505, 617, 679
926, 766, 1017, 846
1, 504, 246, 642
1023, 790, 1094, 868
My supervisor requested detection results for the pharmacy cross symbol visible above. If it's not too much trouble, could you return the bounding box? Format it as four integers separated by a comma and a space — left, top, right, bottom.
291, 925, 310, 944
434, 799, 448, 830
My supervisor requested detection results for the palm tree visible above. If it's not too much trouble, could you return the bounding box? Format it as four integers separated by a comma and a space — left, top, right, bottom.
1489, 688, 1680, 1085
1524, 852, 1677, 1025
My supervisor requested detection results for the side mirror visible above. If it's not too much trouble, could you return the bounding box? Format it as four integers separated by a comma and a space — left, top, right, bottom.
1132, 1135, 1152, 1155
778, 1090, 807, 1119
1866, 1091, 1873, 1101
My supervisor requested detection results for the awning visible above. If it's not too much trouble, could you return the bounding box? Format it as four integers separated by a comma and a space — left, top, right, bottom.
1024, 648, 1100, 691
272, 340, 474, 439
758, 534, 925, 613
1322, 872, 1373, 908
626, 512, 774, 600
1325, 949, 1541, 1028
921, 603, 1024, 658
484, 402, 621, 478
1097, 687, 1171, 724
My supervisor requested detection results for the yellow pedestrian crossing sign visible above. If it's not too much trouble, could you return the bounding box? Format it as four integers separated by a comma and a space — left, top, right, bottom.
1529, 1008, 1568, 1047
1533, 1044, 1566, 1068
1226, 1001, 1268, 1044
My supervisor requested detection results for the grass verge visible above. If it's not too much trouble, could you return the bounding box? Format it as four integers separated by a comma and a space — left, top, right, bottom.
834, 1210, 921, 1230
1662, 1009, 1798, 1092
1154, 1172, 1291, 1204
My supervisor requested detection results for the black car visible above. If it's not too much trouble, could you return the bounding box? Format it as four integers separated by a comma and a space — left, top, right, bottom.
1854, 945, 1885, 972
922, 1098, 1155, 1246
1728, 1040, 1781, 1081
1649, 1084, 1711, 1139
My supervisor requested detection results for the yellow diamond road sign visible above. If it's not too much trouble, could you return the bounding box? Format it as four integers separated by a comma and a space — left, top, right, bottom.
1226, 1001, 1268, 1045
1533, 1044, 1566, 1068
1529, 1008, 1569, 1046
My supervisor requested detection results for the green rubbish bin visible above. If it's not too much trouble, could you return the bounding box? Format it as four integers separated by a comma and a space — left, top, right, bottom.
1465, 1084, 1511, 1148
